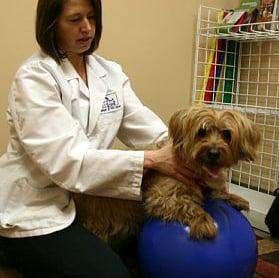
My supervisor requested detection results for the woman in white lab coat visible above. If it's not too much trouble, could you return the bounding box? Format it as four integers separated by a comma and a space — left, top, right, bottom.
0, 0, 194, 277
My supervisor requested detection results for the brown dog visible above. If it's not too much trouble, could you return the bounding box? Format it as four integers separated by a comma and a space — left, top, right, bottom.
74, 106, 261, 242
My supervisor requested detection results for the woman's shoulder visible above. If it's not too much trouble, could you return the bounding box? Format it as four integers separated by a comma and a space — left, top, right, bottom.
16, 51, 60, 75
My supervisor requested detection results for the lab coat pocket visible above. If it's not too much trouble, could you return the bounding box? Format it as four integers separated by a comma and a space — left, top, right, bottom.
0, 178, 29, 228
97, 91, 123, 128
1, 177, 62, 229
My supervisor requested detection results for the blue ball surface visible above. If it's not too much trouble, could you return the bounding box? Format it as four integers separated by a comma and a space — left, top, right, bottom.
138, 198, 257, 278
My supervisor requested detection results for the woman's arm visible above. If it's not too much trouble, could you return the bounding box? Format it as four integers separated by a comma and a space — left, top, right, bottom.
117, 71, 168, 147
116, 69, 195, 184
9, 61, 144, 200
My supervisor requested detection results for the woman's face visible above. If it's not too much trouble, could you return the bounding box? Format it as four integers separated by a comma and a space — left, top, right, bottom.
57, 0, 96, 56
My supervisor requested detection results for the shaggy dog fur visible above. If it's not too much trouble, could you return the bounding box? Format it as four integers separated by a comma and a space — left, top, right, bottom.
74, 106, 261, 242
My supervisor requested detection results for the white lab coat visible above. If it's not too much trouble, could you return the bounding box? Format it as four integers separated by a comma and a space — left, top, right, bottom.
0, 52, 168, 238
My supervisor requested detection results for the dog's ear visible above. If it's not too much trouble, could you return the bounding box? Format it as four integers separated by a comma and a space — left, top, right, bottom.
244, 125, 261, 161
168, 109, 188, 145
239, 115, 261, 161
225, 111, 261, 161
168, 106, 207, 158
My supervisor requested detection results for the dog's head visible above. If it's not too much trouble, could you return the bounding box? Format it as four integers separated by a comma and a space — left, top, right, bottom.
169, 106, 261, 178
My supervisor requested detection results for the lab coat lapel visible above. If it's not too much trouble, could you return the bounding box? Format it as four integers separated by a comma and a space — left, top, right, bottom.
59, 59, 80, 114
87, 56, 107, 134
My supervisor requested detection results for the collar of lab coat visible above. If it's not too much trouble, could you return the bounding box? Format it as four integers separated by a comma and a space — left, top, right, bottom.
60, 55, 107, 81
60, 55, 108, 134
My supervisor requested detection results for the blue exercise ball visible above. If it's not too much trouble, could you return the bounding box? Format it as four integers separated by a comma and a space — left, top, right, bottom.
138, 198, 258, 278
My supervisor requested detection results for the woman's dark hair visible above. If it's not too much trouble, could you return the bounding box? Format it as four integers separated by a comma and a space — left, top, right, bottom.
36, 0, 102, 63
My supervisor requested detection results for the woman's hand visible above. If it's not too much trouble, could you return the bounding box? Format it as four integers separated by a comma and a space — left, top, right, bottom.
144, 142, 201, 185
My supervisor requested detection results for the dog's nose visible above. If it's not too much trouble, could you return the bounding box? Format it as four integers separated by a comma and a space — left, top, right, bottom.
207, 148, 220, 161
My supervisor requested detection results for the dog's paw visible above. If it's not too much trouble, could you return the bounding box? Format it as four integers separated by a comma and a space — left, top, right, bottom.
227, 194, 250, 211
189, 213, 217, 239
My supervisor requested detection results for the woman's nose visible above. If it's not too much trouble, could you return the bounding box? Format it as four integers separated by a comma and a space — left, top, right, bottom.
81, 18, 92, 32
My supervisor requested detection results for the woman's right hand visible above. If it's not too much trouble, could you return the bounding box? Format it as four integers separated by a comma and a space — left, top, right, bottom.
143, 142, 201, 185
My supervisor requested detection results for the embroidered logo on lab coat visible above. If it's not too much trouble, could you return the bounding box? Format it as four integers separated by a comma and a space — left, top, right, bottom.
101, 93, 121, 113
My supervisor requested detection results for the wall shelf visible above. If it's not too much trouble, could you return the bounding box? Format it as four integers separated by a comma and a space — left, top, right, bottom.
201, 22, 279, 41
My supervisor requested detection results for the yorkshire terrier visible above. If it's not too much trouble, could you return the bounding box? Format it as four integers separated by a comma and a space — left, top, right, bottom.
74, 106, 261, 242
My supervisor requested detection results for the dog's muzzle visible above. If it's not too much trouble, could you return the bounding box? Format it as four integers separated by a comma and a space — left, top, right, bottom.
207, 148, 220, 162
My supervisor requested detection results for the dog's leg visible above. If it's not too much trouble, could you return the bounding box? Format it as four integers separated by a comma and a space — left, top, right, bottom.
144, 186, 217, 239
210, 190, 250, 211
188, 205, 218, 239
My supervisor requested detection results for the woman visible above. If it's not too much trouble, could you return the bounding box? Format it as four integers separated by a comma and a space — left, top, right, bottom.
0, 0, 193, 277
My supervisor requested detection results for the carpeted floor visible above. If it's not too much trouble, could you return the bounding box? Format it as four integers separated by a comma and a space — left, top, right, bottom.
254, 234, 279, 278
1, 232, 278, 278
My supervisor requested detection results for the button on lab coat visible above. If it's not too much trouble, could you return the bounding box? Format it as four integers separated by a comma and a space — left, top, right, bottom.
0, 52, 167, 237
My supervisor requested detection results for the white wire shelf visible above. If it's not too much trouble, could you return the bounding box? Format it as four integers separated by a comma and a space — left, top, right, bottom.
192, 101, 279, 116
200, 22, 279, 41
198, 5, 279, 42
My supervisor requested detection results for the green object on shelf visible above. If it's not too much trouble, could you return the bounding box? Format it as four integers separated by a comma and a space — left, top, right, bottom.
223, 41, 239, 104
239, 0, 260, 10
217, 0, 260, 34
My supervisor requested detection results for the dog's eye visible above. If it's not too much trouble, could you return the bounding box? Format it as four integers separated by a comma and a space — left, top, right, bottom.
221, 129, 231, 142
197, 128, 207, 138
